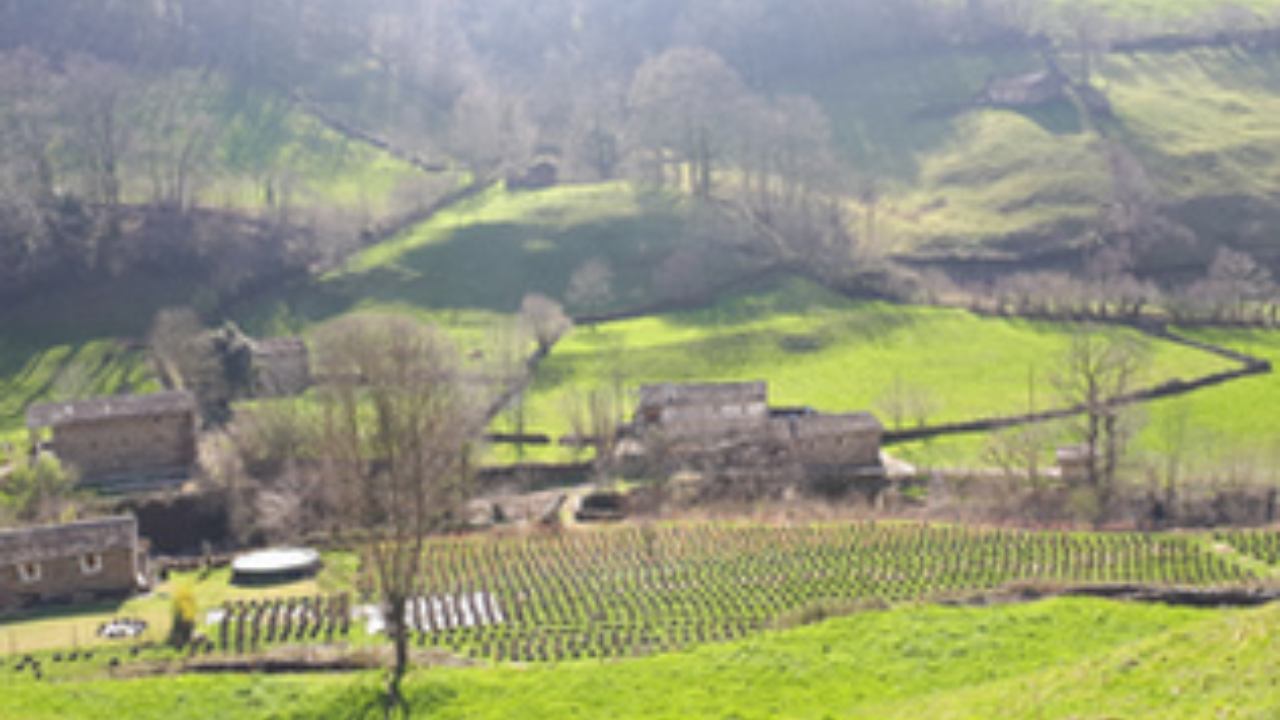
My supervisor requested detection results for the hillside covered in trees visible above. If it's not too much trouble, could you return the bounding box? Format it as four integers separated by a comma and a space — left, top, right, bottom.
8, 0, 1280, 298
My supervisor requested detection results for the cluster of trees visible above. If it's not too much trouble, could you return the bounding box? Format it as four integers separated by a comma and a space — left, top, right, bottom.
0, 454, 79, 526
965, 246, 1278, 326
5, 0, 1280, 303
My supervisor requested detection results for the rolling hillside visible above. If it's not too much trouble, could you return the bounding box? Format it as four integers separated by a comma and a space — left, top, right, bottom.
805, 43, 1280, 266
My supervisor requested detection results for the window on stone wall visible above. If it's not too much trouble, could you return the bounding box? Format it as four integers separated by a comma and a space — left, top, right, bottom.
80, 553, 104, 575
17, 561, 41, 584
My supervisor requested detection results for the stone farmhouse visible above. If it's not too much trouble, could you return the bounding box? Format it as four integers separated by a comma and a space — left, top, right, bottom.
250, 336, 312, 397
26, 391, 198, 488
632, 382, 884, 496
0, 515, 147, 613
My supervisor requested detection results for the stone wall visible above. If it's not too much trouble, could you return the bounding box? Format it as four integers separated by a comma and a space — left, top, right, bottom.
0, 546, 135, 611
252, 340, 311, 397
781, 415, 883, 466
53, 412, 195, 482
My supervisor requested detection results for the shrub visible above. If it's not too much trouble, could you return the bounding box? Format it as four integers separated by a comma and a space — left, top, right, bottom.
169, 583, 198, 648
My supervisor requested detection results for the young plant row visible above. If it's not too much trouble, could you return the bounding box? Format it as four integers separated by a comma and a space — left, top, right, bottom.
1216, 529, 1280, 566
215, 594, 352, 654
402, 523, 1256, 662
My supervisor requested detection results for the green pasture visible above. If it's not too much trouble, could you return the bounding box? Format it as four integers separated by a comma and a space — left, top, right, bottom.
800, 42, 1280, 258
0, 270, 207, 434
897, 325, 1280, 475
3, 597, 1267, 720
102, 75, 441, 220
510, 277, 1234, 439
234, 182, 757, 339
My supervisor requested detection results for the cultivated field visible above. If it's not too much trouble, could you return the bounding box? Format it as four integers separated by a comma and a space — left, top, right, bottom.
5, 519, 1280, 718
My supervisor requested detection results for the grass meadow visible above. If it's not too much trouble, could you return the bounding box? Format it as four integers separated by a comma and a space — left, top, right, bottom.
800, 43, 1280, 260
4, 597, 1273, 719
509, 277, 1235, 441
233, 182, 754, 339
898, 325, 1280, 473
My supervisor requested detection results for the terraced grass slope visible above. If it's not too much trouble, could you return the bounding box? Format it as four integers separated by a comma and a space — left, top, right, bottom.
810, 42, 1280, 261
513, 276, 1234, 440
3, 598, 1268, 720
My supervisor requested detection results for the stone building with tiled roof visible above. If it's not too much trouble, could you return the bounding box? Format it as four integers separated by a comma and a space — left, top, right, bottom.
0, 515, 146, 613
27, 391, 198, 489
250, 337, 312, 397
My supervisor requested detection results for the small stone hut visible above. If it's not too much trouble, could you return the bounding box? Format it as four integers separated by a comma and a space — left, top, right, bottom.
26, 391, 198, 487
982, 70, 1067, 107
0, 515, 146, 613
1057, 445, 1092, 484
250, 337, 311, 397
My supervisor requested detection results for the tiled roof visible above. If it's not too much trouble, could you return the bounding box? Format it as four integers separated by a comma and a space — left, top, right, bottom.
26, 391, 196, 429
637, 382, 768, 408
0, 515, 137, 565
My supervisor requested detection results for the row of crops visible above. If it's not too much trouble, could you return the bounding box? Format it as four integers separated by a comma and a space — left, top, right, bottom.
1216, 529, 1280, 566
397, 522, 1262, 663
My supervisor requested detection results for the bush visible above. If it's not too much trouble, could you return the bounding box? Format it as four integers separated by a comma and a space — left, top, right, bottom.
168, 583, 198, 648
0, 453, 79, 523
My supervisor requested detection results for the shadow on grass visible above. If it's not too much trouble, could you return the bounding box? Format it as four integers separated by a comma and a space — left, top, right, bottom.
2, 597, 133, 628
234, 207, 759, 335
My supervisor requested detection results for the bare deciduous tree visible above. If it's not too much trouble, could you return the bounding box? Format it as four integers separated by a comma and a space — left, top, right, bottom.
628, 46, 747, 196
560, 384, 627, 475
1053, 327, 1149, 523
519, 293, 572, 353
876, 374, 940, 431
313, 314, 485, 715
566, 258, 615, 317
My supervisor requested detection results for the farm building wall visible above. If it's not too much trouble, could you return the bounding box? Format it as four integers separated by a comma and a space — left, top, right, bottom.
251, 339, 311, 397
0, 547, 136, 610
52, 413, 196, 482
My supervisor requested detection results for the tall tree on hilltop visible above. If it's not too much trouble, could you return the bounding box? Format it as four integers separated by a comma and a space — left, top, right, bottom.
628, 46, 747, 197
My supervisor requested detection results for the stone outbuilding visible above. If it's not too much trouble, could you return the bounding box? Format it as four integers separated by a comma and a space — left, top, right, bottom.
0, 515, 147, 613
26, 391, 198, 488
1057, 445, 1092, 484
981, 70, 1068, 108
250, 337, 311, 397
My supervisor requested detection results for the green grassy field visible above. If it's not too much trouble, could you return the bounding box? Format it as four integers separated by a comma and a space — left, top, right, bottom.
105, 76, 440, 220
233, 182, 756, 339
0, 338, 159, 436
510, 277, 1235, 440
798, 42, 1280, 259
897, 325, 1280, 474
4, 597, 1273, 719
